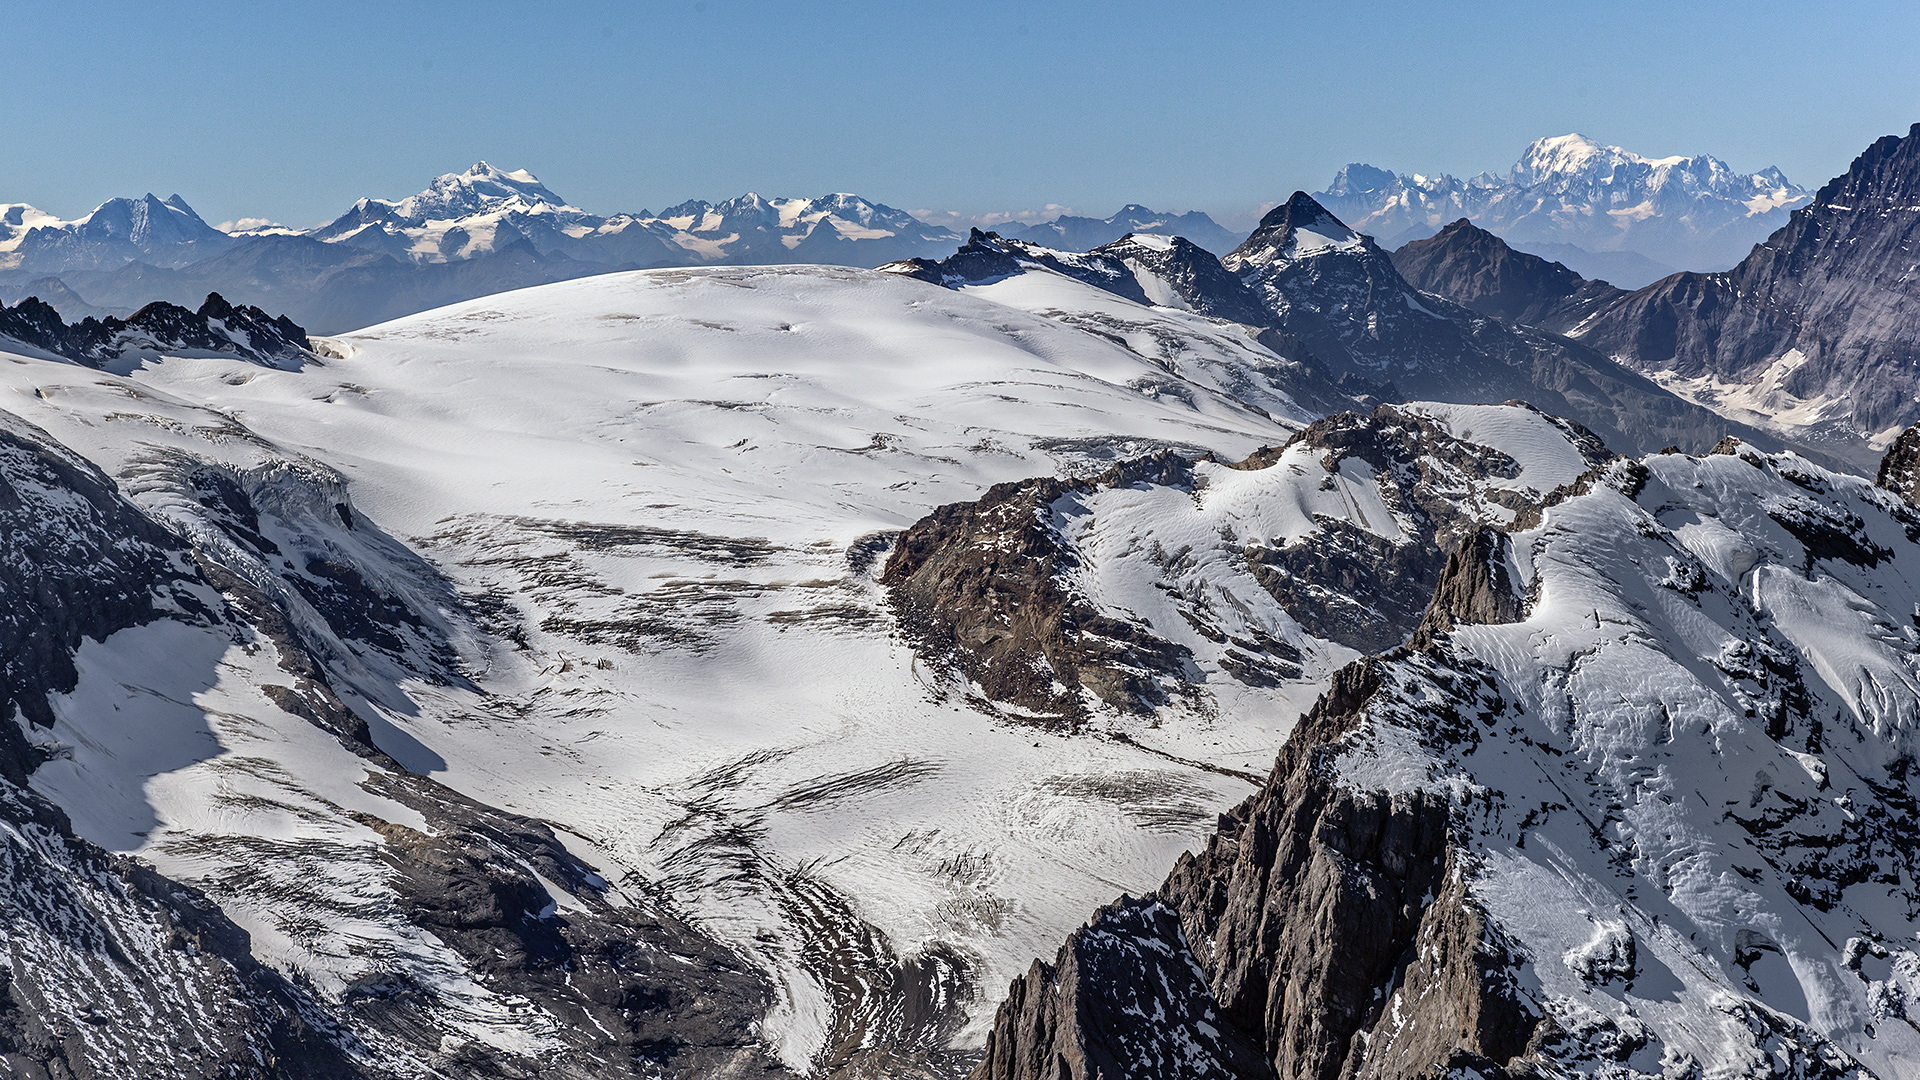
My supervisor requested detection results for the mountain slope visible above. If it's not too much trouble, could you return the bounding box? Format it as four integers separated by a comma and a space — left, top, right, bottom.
971, 436, 1920, 1079
1220, 192, 1795, 459
1316, 134, 1810, 283
1390, 218, 1625, 329
1569, 123, 1920, 455
0, 265, 1351, 1076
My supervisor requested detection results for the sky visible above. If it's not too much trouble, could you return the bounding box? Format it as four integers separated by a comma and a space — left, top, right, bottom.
3, 0, 1918, 230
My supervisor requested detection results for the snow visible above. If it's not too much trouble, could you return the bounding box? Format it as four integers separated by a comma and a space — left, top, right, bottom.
0, 264, 1316, 1067
1337, 447, 1920, 1076
1404, 401, 1600, 495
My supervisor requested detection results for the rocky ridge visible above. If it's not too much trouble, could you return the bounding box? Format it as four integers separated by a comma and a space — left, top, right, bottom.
0, 291, 310, 366
1567, 123, 1920, 449
882, 402, 1611, 725
966, 432, 1920, 1079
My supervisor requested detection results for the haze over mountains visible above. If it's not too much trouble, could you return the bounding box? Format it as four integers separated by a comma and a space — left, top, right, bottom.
7, 122, 1920, 1080
0, 131, 1810, 334
0, 165, 1246, 335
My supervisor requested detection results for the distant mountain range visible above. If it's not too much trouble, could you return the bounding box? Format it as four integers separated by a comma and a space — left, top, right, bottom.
1314, 134, 1810, 286
1001, 204, 1242, 255
0, 166, 1241, 334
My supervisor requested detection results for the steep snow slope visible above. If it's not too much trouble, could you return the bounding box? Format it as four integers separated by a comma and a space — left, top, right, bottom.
0, 266, 1338, 1072
969, 440, 1920, 1079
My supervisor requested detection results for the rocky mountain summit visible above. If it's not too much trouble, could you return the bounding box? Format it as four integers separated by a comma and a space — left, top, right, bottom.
1213, 193, 1788, 458
894, 204, 1790, 462
1315, 134, 1809, 284
1389, 218, 1625, 329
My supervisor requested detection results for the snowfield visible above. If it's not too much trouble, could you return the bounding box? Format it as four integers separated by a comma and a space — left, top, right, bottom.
0, 264, 1327, 1068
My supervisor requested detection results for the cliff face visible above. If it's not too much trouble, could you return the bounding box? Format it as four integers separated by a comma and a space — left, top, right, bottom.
970, 653, 1539, 1080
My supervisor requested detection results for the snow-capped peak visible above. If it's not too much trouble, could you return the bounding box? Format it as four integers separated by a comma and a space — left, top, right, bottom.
0, 203, 70, 252
1222, 191, 1365, 271
390, 162, 580, 223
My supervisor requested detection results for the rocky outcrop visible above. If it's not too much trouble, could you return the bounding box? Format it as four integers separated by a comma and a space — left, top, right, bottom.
882, 453, 1198, 722
970, 658, 1542, 1080
884, 229, 1153, 304
1244, 405, 1591, 654
1876, 423, 1920, 504
1409, 528, 1528, 650
0, 291, 309, 365
1389, 219, 1624, 331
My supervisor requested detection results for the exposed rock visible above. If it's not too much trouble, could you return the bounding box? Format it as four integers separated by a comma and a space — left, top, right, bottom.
1218, 194, 1793, 459
1875, 424, 1920, 504
1570, 123, 1920, 448
0, 403, 796, 1079
881, 453, 1199, 722
969, 657, 1541, 1080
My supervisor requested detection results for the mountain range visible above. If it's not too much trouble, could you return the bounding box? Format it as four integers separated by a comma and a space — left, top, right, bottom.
6, 123, 1920, 1080
1315, 133, 1811, 286
0, 166, 1247, 335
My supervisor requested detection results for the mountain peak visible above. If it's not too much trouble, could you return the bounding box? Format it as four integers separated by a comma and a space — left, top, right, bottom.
1812, 122, 1920, 209
1225, 192, 1364, 271
393, 163, 576, 222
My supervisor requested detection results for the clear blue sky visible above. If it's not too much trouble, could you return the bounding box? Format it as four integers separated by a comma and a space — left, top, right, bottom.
5, 0, 1917, 229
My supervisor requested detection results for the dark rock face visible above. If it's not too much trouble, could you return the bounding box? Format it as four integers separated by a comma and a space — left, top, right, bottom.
972, 897, 1272, 1080
1389, 219, 1625, 331
0, 291, 308, 365
1876, 424, 1920, 504
0, 413, 201, 750
1572, 123, 1920, 440
881, 453, 1198, 723
970, 657, 1540, 1080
